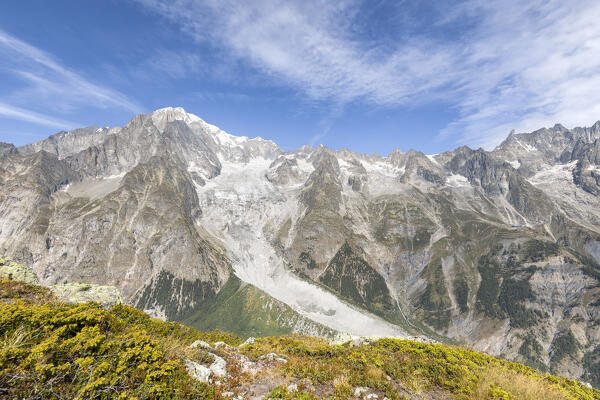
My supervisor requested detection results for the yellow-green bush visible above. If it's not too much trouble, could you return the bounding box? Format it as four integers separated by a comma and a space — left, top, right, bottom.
241, 336, 600, 400
0, 281, 240, 399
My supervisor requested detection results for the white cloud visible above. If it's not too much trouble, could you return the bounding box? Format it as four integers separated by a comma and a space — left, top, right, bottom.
136, 0, 459, 104
442, 0, 600, 148
0, 103, 79, 130
0, 29, 142, 128
136, 0, 600, 149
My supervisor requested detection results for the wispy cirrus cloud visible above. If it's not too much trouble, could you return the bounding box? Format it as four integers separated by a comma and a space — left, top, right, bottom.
0, 103, 79, 130
136, 0, 600, 149
0, 29, 142, 130
441, 0, 600, 148
136, 0, 458, 105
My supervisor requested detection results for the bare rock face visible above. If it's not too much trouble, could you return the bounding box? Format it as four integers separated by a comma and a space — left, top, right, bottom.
0, 256, 122, 307
0, 142, 16, 156
50, 283, 123, 308
290, 149, 347, 275
266, 156, 304, 185
41, 155, 229, 320
0, 151, 80, 263
1, 108, 600, 386
0, 256, 39, 284
18, 126, 121, 159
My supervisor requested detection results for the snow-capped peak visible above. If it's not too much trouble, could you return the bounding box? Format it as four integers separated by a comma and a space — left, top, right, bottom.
150, 107, 266, 147
151, 106, 204, 131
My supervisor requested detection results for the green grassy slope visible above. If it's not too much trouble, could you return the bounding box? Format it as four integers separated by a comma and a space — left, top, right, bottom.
182, 275, 336, 339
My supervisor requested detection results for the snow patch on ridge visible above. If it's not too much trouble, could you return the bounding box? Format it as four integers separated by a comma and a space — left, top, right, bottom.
213, 130, 249, 147
528, 161, 577, 186
506, 160, 521, 169
426, 154, 439, 166
152, 107, 226, 139
296, 158, 315, 175
361, 159, 403, 178
515, 139, 537, 153
586, 165, 600, 173
446, 174, 470, 188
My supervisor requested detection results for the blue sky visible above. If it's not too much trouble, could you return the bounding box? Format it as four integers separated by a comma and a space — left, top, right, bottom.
1, 1, 600, 154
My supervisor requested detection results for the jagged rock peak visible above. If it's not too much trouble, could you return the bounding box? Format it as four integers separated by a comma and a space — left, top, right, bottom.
388, 148, 403, 157
0, 142, 17, 156
309, 146, 340, 170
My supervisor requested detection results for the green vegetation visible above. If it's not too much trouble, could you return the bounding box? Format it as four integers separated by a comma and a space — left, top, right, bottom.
369, 200, 433, 252
570, 250, 600, 281
550, 330, 580, 366
519, 335, 547, 372
0, 279, 238, 399
497, 278, 539, 328
319, 242, 397, 319
183, 275, 335, 338
522, 240, 559, 263
298, 252, 318, 270
474, 243, 544, 328
453, 276, 470, 314
475, 255, 503, 318
0, 279, 55, 303
267, 385, 316, 399
1, 279, 599, 399
419, 260, 452, 330
584, 351, 600, 389
412, 228, 432, 249
135, 270, 217, 320
242, 336, 599, 400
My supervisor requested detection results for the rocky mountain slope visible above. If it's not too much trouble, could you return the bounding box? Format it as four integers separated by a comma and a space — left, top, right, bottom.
1, 107, 599, 386
1, 278, 598, 399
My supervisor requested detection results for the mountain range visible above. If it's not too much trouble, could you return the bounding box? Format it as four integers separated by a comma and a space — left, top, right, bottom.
1, 107, 599, 386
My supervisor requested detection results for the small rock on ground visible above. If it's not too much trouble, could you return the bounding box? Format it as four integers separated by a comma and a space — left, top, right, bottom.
185, 359, 211, 383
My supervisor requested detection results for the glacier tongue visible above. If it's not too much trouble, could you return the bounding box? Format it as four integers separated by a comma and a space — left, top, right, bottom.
195, 157, 407, 336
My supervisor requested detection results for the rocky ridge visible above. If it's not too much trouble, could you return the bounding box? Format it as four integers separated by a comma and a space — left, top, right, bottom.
0, 256, 122, 307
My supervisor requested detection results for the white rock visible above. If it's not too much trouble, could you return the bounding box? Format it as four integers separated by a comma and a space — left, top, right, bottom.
209, 354, 228, 377
239, 337, 256, 347
191, 340, 214, 351
351, 336, 368, 346
50, 282, 123, 308
214, 341, 235, 351
259, 352, 287, 363
354, 387, 368, 397
238, 354, 261, 374
185, 359, 211, 383
332, 332, 354, 346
